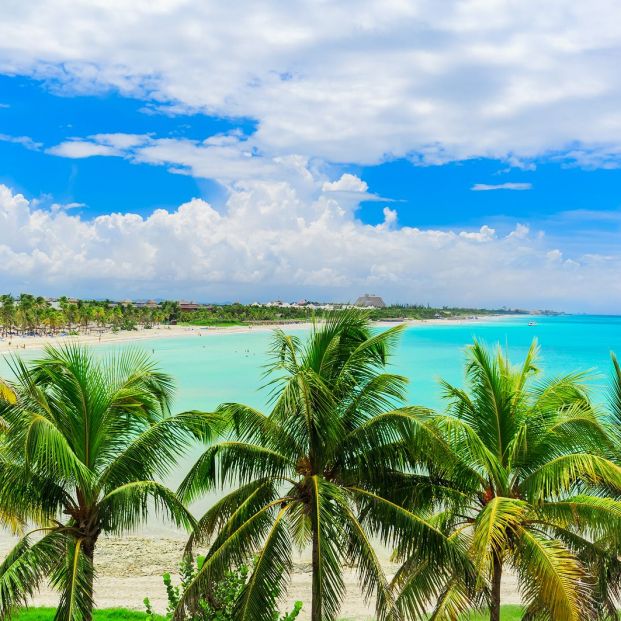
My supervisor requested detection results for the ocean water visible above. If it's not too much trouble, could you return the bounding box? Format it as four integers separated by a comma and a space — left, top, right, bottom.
2, 315, 621, 532
3, 314, 621, 416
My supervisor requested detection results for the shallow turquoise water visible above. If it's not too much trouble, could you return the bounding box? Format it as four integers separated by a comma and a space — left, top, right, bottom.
3, 315, 621, 413
115, 315, 620, 410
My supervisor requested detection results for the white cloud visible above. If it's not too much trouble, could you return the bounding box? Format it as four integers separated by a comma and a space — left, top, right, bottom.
47, 133, 290, 183
1, 182, 620, 312
3, 2, 621, 166
0, 134, 42, 151
322, 174, 368, 193
50, 201, 86, 214
91, 133, 151, 149
471, 182, 533, 191
47, 140, 123, 158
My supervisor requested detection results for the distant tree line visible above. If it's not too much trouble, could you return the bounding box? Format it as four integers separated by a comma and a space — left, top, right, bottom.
0, 293, 526, 337
179, 302, 521, 325
0, 294, 179, 336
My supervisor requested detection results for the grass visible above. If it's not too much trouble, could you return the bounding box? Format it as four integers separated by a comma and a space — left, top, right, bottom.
458, 606, 523, 620
12, 608, 164, 621
13, 606, 524, 621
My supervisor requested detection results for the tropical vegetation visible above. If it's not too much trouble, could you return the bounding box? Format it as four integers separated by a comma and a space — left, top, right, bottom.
388, 342, 621, 620
0, 294, 173, 336
0, 345, 220, 621
144, 558, 302, 621
0, 312, 620, 621
175, 313, 468, 621
0, 292, 524, 337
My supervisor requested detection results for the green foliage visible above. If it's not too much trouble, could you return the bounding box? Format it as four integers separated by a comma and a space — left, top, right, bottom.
391, 340, 621, 621
177, 310, 463, 621
11, 608, 166, 621
177, 302, 518, 326
0, 345, 222, 621
118, 318, 138, 331
144, 557, 302, 621
0, 292, 526, 338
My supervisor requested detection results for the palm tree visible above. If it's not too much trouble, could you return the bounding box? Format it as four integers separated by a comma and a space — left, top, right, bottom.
0, 379, 23, 535
0, 294, 15, 337
0, 344, 221, 621
176, 311, 461, 621
582, 351, 621, 620
392, 341, 621, 621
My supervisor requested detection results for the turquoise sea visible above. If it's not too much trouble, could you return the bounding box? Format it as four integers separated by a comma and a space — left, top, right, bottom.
3, 314, 621, 414
2, 314, 621, 531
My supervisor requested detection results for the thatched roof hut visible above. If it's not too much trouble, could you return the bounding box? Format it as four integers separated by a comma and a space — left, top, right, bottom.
354, 294, 386, 308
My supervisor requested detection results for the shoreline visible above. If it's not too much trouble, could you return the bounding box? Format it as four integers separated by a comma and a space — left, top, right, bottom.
0, 314, 522, 355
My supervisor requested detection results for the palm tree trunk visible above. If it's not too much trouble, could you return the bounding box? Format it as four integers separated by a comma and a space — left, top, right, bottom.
490, 553, 502, 621
83, 538, 96, 621
311, 524, 321, 621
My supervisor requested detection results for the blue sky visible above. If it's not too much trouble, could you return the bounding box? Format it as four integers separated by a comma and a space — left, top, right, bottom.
4, 73, 621, 234
1, 2, 621, 310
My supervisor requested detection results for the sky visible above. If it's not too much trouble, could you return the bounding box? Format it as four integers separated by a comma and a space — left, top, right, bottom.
1, 1, 621, 311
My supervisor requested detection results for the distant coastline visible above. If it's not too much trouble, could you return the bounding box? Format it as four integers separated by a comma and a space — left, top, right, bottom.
0, 314, 518, 354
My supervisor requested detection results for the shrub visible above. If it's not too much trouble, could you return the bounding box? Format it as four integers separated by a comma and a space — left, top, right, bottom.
144, 556, 302, 621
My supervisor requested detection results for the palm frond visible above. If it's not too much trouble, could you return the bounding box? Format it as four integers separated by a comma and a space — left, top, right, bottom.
0, 531, 66, 616
470, 497, 528, 578
514, 528, 591, 621
310, 476, 346, 621
185, 479, 278, 551
176, 498, 287, 619
236, 504, 293, 621
177, 442, 292, 503
351, 487, 463, 568
98, 410, 224, 491
0, 379, 16, 405
609, 352, 621, 426
521, 453, 621, 501
98, 480, 196, 533
536, 495, 621, 539
340, 501, 398, 621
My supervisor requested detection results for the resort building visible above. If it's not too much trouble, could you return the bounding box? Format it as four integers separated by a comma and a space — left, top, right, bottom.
134, 299, 159, 309
178, 301, 201, 312
354, 294, 386, 308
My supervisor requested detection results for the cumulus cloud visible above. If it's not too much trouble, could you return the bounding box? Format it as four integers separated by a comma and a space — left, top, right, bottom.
1, 182, 619, 312
2, 1, 621, 166
322, 174, 369, 193
471, 183, 533, 191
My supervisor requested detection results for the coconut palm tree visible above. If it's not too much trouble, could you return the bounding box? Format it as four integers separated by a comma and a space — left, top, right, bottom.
581, 351, 621, 620
392, 341, 621, 621
0, 379, 22, 534
176, 311, 462, 621
0, 344, 221, 621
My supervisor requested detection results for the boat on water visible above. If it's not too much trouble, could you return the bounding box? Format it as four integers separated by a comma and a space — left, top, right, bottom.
528, 321, 537, 326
